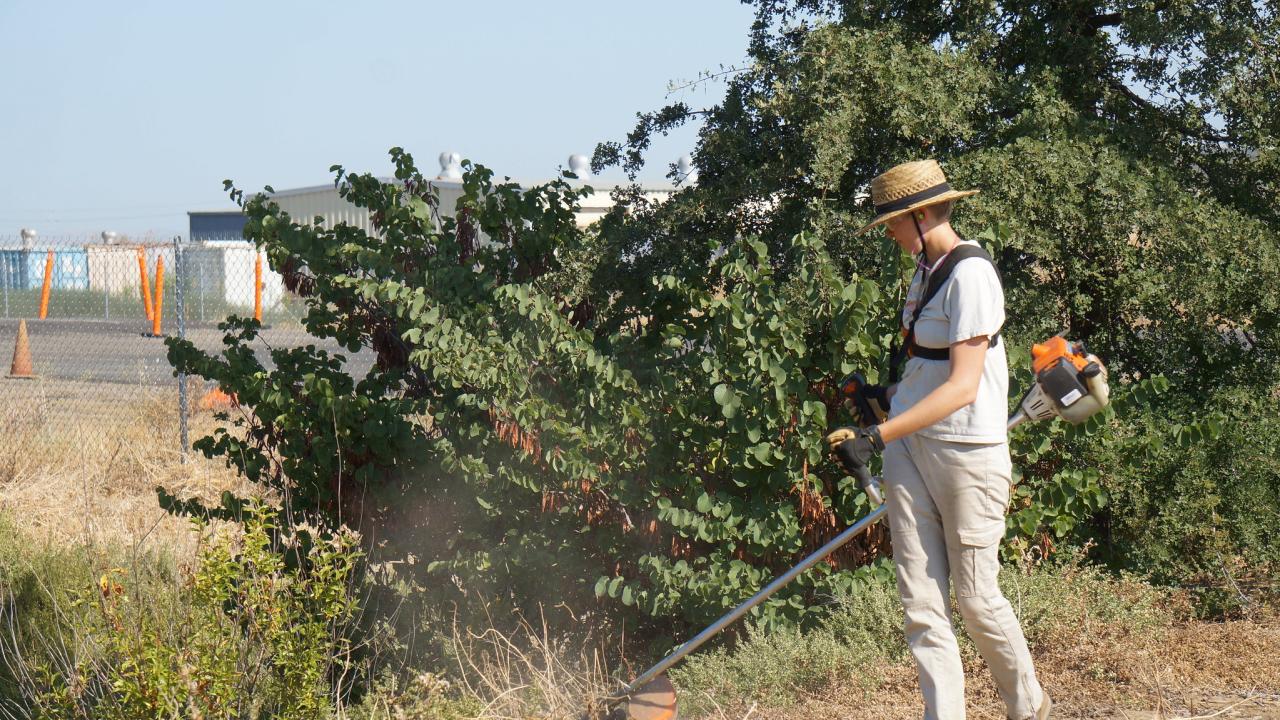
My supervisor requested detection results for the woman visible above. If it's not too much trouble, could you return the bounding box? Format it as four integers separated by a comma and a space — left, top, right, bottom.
825, 159, 1050, 720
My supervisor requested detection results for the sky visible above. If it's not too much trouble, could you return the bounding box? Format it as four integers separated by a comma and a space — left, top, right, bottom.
0, 1, 756, 239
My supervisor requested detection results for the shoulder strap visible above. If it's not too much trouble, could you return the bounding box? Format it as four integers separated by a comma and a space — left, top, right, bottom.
889, 244, 1002, 382
918, 244, 996, 318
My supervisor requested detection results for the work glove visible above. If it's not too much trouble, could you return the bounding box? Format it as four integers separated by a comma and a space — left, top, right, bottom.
824, 425, 886, 476
838, 372, 891, 427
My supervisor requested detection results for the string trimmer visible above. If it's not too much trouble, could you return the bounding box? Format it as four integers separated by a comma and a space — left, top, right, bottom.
597, 336, 1109, 720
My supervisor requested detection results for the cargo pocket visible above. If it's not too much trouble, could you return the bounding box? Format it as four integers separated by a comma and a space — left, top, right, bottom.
956, 524, 1003, 598
955, 447, 1009, 598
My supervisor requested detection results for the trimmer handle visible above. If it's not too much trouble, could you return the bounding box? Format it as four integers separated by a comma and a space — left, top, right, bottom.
835, 440, 884, 507
838, 372, 881, 428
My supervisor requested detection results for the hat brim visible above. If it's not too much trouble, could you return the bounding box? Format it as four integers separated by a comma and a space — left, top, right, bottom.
855, 189, 980, 236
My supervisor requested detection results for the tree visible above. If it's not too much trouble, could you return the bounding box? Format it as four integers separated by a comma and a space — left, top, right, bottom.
590, 0, 1280, 590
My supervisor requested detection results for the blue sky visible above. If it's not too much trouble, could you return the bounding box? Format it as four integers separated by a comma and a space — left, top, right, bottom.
0, 1, 755, 238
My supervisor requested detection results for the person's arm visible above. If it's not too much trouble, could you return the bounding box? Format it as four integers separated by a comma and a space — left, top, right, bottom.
875, 336, 987, 444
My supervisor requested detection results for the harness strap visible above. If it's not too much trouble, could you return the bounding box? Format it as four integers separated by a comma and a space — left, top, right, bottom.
888, 243, 1003, 382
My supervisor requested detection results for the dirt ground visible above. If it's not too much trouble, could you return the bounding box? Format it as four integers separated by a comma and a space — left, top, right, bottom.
698, 619, 1280, 719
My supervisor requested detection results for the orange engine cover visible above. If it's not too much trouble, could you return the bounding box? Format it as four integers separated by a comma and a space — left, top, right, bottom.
1031, 336, 1091, 375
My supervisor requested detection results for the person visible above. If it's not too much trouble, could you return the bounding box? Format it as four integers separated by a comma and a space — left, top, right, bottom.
825, 159, 1050, 720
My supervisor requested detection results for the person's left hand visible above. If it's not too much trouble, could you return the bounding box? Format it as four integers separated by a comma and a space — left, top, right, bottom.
825, 425, 885, 474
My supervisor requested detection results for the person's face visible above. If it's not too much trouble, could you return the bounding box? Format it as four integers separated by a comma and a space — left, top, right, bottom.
883, 213, 922, 256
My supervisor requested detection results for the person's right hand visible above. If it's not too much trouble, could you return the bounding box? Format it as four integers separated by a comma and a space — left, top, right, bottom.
845, 383, 891, 427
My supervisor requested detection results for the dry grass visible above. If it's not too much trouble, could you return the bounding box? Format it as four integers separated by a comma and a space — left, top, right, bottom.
0, 377, 252, 557
442, 606, 622, 720
355, 602, 1280, 719
334, 563, 1280, 720
664, 596, 1280, 720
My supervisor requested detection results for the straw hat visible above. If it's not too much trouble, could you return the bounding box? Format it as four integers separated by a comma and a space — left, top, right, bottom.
855, 159, 979, 235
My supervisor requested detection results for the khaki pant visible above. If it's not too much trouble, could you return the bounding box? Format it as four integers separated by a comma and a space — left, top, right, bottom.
883, 434, 1043, 720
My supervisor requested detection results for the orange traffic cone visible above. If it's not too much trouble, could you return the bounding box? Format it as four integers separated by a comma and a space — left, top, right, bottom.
8, 319, 35, 378
199, 386, 236, 411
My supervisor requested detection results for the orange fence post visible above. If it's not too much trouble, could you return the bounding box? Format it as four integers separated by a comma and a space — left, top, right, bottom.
38, 250, 53, 319
151, 256, 165, 336
254, 251, 263, 323
137, 249, 154, 322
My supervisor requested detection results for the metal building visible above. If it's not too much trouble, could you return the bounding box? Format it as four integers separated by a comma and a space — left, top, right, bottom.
188, 210, 247, 240
265, 152, 681, 234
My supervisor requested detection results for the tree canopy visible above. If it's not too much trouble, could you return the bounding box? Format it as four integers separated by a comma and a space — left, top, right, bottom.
590, 0, 1280, 592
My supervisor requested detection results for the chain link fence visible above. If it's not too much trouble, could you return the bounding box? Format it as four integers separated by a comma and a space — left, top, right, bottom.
0, 235, 372, 464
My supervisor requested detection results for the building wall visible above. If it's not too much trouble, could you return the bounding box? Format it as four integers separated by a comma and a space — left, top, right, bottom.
189, 211, 246, 240
87, 246, 142, 294
267, 180, 674, 234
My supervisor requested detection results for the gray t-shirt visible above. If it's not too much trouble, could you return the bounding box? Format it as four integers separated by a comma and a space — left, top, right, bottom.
887, 241, 1009, 443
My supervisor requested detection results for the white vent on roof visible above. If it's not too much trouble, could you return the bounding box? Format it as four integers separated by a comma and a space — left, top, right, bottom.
677, 154, 698, 185
19, 228, 36, 250
438, 151, 463, 180
101, 231, 119, 245
567, 154, 591, 179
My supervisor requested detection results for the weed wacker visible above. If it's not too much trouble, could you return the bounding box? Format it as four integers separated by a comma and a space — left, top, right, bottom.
597, 337, 1108, 720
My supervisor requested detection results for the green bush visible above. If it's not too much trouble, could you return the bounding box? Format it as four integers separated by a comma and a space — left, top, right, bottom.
163, 154, 907, 631
3, 506, 362, 720
0, 517, 182, 711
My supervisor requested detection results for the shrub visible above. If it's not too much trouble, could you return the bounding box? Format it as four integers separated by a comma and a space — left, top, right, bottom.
162, 145, 1188, 635
163, 153, 905, 630
4, 505, 362, 720
0, 516, 182, 711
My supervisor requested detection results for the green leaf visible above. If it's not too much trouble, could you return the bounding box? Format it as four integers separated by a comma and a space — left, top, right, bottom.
713, 383, 732, 407
696, 493, 713, 513
752, 443, 773, 466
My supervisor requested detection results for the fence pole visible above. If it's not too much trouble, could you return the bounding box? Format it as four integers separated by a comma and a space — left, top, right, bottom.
138, 248, 154, 323
175, 237, 189, 463
254, 251, 263, 323
2, 256, 8, 317
151, 256, 165, 336
38, 250, 53, 319
199, 247, 206, 324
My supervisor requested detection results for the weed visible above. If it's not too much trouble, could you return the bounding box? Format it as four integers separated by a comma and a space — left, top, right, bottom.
1, 504, 363, 719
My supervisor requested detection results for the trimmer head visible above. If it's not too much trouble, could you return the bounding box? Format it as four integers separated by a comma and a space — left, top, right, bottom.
625, 674, 678, 720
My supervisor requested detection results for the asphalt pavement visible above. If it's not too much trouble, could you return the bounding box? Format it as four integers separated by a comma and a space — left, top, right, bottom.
0, 318, 373, 386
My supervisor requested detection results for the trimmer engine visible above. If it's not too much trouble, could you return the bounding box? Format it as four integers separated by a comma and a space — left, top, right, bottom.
1012, 336, 1110, 426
